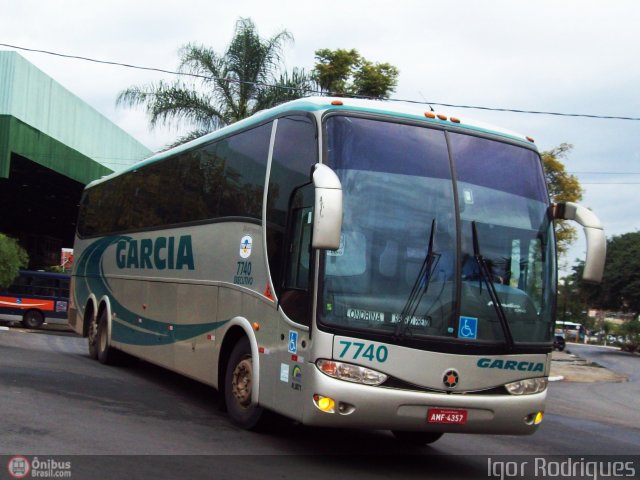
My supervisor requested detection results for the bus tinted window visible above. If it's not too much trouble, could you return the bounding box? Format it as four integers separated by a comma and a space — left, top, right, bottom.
7, 274, 30, 295
267, 115, 317, 298
77, 122, 272, 237
6, 272, 69, 297
448, 132, 547, 202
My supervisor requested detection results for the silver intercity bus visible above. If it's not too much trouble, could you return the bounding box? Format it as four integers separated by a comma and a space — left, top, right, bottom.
68, 97, 605, 444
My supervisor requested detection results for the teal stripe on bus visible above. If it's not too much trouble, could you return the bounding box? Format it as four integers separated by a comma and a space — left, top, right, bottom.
76, 236, 228, 346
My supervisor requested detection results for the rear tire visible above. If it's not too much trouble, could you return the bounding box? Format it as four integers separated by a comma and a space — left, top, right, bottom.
392, 430, 444, 445
88, 315, 99, 360
96, 309, 118, 365
22, 310, 44, 329
224, 337, 264, 430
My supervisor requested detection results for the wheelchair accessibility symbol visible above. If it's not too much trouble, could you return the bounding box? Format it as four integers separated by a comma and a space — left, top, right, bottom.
458, 316, 478, 339
288, 330, 298, 354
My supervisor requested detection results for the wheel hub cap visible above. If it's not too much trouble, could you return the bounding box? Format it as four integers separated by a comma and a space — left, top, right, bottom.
231, 358, 252, 407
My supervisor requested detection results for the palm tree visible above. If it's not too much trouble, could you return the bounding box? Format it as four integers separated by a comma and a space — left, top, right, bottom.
117, 18, 314, 147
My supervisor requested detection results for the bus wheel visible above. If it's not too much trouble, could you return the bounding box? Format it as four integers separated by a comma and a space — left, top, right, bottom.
22, 310, 44, 329
391, 431, 444, 445
224, 337, 264, 429
88, 316, 99, 360
96, 309, 117, 365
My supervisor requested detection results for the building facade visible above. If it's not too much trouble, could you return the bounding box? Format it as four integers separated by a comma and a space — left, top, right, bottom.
0, 51, 152, 267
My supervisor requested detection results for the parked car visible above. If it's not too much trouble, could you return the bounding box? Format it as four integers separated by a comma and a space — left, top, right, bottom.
553, 334, 566, 351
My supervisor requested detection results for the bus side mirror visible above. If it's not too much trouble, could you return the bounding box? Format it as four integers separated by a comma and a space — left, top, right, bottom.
553, 202, 606, 283
311, 164, 343, 250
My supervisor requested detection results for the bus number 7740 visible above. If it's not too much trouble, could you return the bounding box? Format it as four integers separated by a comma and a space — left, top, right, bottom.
338, 340, 388, 363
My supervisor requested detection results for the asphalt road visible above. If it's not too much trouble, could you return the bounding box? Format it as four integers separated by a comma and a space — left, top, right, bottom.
0, 326, 638, 479
544, 343, 640, 433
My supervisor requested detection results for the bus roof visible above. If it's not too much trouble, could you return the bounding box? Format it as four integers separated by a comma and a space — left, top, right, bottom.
17, 269, 70, 280
88, 96, 537, 189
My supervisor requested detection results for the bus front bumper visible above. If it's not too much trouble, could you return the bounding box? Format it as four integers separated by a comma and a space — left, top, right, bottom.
301, 364, 546, 435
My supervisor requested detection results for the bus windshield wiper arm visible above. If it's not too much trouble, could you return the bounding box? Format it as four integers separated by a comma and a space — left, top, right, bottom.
394, 219, 439, 339
471, 221, 514, 352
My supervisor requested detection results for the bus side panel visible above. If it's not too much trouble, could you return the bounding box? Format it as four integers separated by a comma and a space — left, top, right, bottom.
72, 221, 313, 412
264, 315, 310, 421
171, 283, 220, 385
109, 275, 175, 372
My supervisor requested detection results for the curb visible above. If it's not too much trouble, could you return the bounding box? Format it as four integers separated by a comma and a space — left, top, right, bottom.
548, 375, 565, 382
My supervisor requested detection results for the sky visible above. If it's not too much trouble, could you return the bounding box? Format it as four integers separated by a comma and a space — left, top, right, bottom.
2, 0, 639, 274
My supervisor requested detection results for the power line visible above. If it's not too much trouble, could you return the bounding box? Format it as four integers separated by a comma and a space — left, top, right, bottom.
0, 43, 315, 94
2, 42, 640, 122
406, 100, 640, 121
569, 171, 640, 175
0, 43, 196, 79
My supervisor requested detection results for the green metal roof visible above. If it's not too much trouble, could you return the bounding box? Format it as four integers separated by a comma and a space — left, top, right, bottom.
0, 51, 152, 184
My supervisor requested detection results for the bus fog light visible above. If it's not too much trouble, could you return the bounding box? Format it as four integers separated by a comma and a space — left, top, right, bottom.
316, 359, 387, 386
338, 402, 355, 415
505, 377, 547, 395
524, 411, 545, 425
313, 394, 336, 413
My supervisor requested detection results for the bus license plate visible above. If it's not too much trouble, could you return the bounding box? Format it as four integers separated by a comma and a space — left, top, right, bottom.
427, 408, 468, 425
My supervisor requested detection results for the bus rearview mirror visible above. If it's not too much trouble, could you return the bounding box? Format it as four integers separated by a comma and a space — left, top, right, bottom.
312, 164, 343, 250
553, 202, 606, 283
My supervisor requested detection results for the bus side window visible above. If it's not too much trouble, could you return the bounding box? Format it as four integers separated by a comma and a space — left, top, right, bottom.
280, 184, 315, 326
285, 206, 313, 290
60, 279, 70, 298
266, 114, 317, 326
31, 277, 50, 296
7, 274, 29, 295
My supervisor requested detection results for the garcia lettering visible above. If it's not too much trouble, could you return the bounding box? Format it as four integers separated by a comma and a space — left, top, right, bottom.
477, 357, 544, 372
116, 235, 195, 270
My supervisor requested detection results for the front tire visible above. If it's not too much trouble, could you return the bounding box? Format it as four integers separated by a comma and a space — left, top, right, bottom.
224, 337, 264, 429
392, 430, 444, 445
22, 310, 44, 329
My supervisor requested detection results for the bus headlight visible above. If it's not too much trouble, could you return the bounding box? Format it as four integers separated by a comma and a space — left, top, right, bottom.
505, 377, 548, 395
316, 359, 388, 386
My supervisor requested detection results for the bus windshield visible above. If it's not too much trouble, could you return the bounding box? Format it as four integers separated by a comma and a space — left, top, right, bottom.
318, 115, 556, 348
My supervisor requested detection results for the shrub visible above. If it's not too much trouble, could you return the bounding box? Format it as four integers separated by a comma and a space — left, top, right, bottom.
0, 233, 29, 289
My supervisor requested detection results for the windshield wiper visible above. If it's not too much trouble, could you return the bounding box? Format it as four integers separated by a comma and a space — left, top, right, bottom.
394, 219, 440, 339
471, 221, 514, 351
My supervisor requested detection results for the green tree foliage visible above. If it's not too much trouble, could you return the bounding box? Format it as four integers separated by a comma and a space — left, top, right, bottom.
620, 318, 640, 351
312, 48, 360, 95
557, 270, 591, 326
117, 18, 314, 147
581, 232, 640, 318
0, 233, 28, 289
313, 48, 399, 98
540, 143, 584, 256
